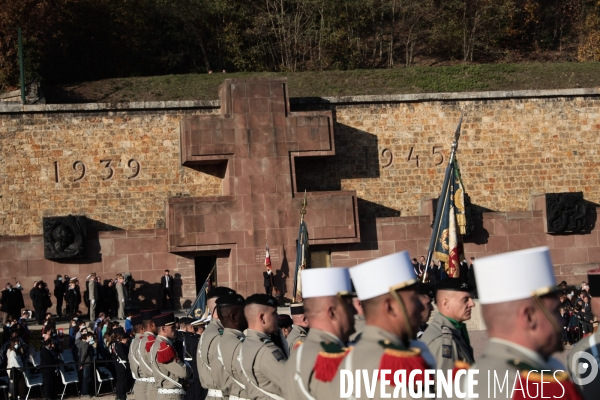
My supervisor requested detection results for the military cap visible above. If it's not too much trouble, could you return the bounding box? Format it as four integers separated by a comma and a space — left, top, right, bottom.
216, 293, 245, 307
475, 247, 567, 304
153, 312, 176, 327
130, 315, 143, 326
245, 293, 278, 308
190, 318, 206, 327
416, 282, 435, 298
207, 286, 236, 299
290, 303, 304, 315
588, 268, 600, 297
179, 317, 193, 325
435, 278, 472, 293
302, 268, 352, 298
113, 327, 126, 336
69, 277, 78, 282
140, 309, 160, 321
350, 251, 417, 300
278, 314, 293, 328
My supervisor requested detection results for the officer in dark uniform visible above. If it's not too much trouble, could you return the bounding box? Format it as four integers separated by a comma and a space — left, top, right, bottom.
111, 327, 130, 400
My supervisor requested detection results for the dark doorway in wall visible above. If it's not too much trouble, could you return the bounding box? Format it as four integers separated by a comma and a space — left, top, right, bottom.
195, 256, 217, 294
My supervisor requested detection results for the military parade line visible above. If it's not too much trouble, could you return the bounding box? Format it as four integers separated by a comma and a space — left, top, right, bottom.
64, 246, 594, 400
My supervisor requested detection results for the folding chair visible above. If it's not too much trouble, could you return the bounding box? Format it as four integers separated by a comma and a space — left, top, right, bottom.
59, 351, 75, 364
95, 366, 114, 395
59, 365, 80, 400
23, 370, 43, 400
29, 352, 41, 368
0, 375, 8, 400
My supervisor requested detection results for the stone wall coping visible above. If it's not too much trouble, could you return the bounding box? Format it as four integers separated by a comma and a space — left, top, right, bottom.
2, 87, 600, 113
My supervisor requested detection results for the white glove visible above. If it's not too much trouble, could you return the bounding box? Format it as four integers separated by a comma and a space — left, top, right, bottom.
121, 299, 125, 302
91, 300, 95, 304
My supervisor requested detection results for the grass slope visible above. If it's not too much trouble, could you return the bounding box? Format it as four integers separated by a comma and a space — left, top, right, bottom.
44, 62, 600, 103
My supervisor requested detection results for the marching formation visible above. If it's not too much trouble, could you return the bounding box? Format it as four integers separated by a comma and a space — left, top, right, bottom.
125, 247, 596, 400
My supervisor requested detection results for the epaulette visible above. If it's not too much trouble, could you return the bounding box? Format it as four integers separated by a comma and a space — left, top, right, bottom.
452, 360, 470, 379
509, 360, 583, 400
314, 342, 350, 383
145, 336, 156, 352
157, 341, 177, 364
377, 341, 428, 386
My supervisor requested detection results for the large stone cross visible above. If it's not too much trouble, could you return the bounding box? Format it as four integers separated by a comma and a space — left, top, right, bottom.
167, 78, 360, 295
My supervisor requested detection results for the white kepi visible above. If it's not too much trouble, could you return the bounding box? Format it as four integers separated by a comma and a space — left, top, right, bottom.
349, 251, 418, 301
474, 246, 558, 305
301, 267, 352, 298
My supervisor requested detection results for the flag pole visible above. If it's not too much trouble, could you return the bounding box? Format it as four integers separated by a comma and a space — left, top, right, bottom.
292, 190, 308, 303
186, 263, 217, 317
423, 115, 463, 283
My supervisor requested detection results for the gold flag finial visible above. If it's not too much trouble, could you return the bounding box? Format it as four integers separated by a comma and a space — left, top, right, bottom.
300, 190, 308, 221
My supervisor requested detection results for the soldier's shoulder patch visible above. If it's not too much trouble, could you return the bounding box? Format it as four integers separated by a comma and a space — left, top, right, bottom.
442, 345, 452, 358
314, 342, 350, 383
271, 349, 285, 361
218, 328, 224, 335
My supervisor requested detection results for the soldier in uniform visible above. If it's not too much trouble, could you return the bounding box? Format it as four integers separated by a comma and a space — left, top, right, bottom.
283, 267, 356, 400
239, 294, 287, 400
468, 247, 583, 400
138, 309, 161, 400
419, 278, 475, 375
346, 251, 429, 400
128, 315, 144, 399
150, 312, 191, 400
175, 317, 191, 361
185, 318, 206, 400
215, 293, 248, 400
567, 268, 600, 400
286, 303, 309, 353
198, 287, 236, 400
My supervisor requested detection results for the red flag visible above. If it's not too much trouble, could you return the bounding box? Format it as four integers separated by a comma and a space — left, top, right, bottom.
265, 244, 272, 268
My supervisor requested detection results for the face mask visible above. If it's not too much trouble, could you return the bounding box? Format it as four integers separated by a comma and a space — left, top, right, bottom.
16, 284, 20, 288
59, 277, 62, 281
74, 318, 78, 321
88, 340, 94, 345
14, 344, 18, 350
71, 323, 76, 326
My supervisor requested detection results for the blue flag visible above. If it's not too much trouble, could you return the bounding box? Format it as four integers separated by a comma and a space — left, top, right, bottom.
187, 278, 210, 319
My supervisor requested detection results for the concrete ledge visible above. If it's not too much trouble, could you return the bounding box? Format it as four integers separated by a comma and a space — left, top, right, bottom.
1, 87, 600, 113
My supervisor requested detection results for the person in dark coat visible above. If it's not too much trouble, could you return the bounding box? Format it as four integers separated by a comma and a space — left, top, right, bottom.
12, 282, 25, 320
161, 270, 174, 310
110, 327, 130, 400
74, 280, 82, 312
263, 265, 274, 295
1, 284, 21, 321
186, 319, 207, 400
467, 257, 478, 299
40, 339, 58, 400
53, 275, 65, 317
30, 281, 49, 325
65, 281, 78, 318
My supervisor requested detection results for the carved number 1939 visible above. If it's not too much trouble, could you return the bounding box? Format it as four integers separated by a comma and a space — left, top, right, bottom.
52, 159, 141, 182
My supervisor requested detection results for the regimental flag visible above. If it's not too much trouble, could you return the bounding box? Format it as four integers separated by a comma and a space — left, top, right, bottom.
293, 219, 309, 302
187, 266, 215, 319
265, 243, 272, 268
430, 158, 467, 278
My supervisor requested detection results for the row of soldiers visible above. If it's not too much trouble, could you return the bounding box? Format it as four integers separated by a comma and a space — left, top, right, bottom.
126, 246, 597, 400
